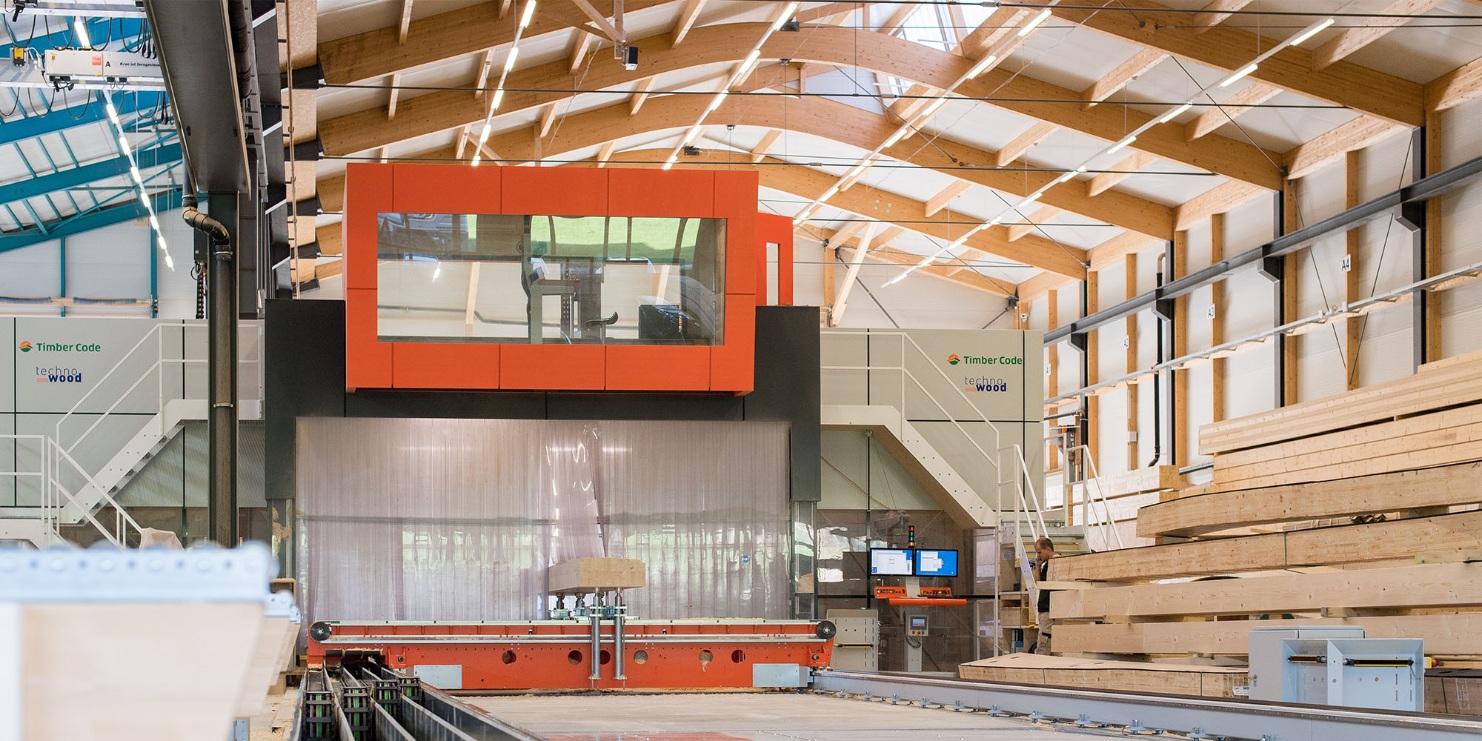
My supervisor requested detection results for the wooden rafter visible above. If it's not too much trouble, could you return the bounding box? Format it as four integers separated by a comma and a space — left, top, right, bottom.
1283, 116, 1407, 180
1186, 82, 1279, 141
1027, 0, 1423, 127
569, 31, 593, 73
1082, 48, 1165, 109
750, 130, 781, 163
629, 77, 654, 115
996, 122, 1057, 166
956, 7, 1030, 57
671, 0, 707, 46
878, 3, 918, 34
399, 0, 414, 43
1089, 151, 1155, 196
570, 0, 623, 43
595, 140, 616, 167
924, 181, 970, 217
538, 103, 560, 138
831, 221, 878, 326
809, 226, 1015, 296
1312, 0, 1445, 71
317, 0, 676, 84
318, 23, 1280, 193
1008, 206, 1060, 242
1190, 0, 1253, 33
1173, 180, 1264, 231
386, 72, 401, 119
471, 93, 1174, 238
475, 48, 497, 98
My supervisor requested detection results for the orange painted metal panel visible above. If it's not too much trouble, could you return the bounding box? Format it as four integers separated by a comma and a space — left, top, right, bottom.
757, 212, 794, 306
501, 344, 606, 390
393, 342, 500, 389
307, 620, 834, 691
715, 171, 758, 296
608, 169, 715, 217
344, 164, 394, 291
345, 288, 393, 390
710, 294, 755, 393
393, 163, 500, 214
503, 167, 608, 216
606, 345, 710, 391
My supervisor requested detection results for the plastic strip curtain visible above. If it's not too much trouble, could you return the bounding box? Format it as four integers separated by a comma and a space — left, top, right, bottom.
296, 418, 791, 622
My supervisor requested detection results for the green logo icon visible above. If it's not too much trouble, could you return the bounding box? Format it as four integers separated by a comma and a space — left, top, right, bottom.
947, 354, 960, 365
18, 341, 31, 353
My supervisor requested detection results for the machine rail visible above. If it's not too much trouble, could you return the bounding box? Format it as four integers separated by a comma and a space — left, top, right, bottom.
294, 665, 541, 741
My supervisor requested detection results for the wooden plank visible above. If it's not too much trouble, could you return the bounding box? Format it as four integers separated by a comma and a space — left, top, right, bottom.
547, 557, 646, 592
1137, 462, 1482, 538
1211, 402, 1482, 488
1054, 510, 1482, 582
959, 653, 1244, 698
1053, 613, 1482, 657
1091, 466, 1184, 498
1050, 562, 1482, 620
1199, 355, 1482, 454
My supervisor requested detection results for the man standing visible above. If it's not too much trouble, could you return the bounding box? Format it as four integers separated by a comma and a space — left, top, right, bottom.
1034, 537, 1057, 654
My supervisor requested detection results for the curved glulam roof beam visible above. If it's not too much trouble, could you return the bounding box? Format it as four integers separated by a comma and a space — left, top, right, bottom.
316, 145, 1086, 278
813, 225, 1015, 296
500, 93, 1173, 239
1026, 0, 1424, 127
317, 23, 1283, 191
318, 0, 679, 84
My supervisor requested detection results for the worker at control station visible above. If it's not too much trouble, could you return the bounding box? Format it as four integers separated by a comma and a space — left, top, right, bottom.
1034, 537, 1058, 654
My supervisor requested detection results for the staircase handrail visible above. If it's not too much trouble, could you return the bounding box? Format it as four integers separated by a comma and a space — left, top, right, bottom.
1066, 444, 1125, 551
55, 322, 205, 457
1005, 443, 1048, 542
819, 329, 1004, 480
49, 439, 142, 546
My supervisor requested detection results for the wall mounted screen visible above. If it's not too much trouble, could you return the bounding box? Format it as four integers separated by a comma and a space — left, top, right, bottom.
375, 213, 727, 346
915, 549, 959, 578
869, 548, 914, 576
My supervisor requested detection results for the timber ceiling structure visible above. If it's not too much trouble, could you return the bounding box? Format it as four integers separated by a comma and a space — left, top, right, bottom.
282, 0, 1482, 310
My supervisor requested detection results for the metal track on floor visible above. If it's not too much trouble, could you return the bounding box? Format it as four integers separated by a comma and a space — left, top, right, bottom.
293, 666, 542, 741
811, 670, 1482, 740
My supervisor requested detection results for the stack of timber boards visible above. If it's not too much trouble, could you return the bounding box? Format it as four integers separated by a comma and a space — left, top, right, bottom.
1200, 351, 1482, 490
957, 655, 1482, 714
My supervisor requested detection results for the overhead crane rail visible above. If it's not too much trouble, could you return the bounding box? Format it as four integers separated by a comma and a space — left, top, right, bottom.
296, 664, 541, 741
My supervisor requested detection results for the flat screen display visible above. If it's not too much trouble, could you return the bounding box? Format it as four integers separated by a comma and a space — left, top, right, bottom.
915, 549, 959, 578
869, 548, 914, 576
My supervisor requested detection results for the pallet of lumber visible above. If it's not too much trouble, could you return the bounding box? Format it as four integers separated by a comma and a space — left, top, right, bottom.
959, 653, 1245, 697
1052, 510, 1482, 582
1208, 404, 1482, 491
1087, 466, 1185, 498
1052, 613, 1482, 658
1049, 562, 1482, 620
1136, 462, 1482, 538
1199, 350, 1482, 455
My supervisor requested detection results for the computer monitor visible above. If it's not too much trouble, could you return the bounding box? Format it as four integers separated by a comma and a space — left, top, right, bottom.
868, 548, 914, 576
914, 549, 959, 578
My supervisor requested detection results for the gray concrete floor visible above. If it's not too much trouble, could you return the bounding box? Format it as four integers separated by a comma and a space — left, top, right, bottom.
466, 692, 1109, 739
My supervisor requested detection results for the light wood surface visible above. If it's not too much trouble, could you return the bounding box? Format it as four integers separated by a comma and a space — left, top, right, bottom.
548, 557, 647, 592
1050, 562, 1482, 620
959, 653, 1245, 698
1053, 613, 1482, 657
1136, 462, 1482, 538
1054, 510, 1482, 582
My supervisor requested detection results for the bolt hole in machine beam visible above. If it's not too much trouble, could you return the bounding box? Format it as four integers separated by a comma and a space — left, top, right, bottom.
307, 558, 837, 695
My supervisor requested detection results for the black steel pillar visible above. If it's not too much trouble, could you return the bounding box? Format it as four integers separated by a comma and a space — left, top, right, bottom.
1269, 189, 1288, 408
208, 191, 240, 545
1407, 126, 1430, 370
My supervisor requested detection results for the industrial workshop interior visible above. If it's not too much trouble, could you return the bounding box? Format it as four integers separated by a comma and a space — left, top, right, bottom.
8, 0, 1482, 738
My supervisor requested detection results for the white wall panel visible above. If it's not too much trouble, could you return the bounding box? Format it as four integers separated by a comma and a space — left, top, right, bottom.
1441, 96, 1482, 170
1223, 342, 1274, 421
1296, 159, 1346, 225
1226, 192, 1275, 253
1354, 304, 1413, 388
1294, 233, 1347, 316
1294, 331, 1345, 402
0, 241, 61, 308
1095, 387, 1129, 476
65, 220, 151, 301
1183, 361, 1213, 465
1360, 131, 1416, 201
1222, 269, 1274, 340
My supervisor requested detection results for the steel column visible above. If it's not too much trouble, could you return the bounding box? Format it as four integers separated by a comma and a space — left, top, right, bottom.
208, 191, 239, 545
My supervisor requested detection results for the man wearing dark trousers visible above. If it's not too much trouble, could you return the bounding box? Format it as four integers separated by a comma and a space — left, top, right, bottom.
1034, 537, 1057, 654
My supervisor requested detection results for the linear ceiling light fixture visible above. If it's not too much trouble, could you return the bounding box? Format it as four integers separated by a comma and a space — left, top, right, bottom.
75, 18, 172, 269
660, 1, 799, 171
791, 1, 1066, 230
472, 0, 536, 165
880, 13, 1336, 287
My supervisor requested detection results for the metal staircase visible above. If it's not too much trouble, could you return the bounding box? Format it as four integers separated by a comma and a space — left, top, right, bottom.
0, 322, 262, 548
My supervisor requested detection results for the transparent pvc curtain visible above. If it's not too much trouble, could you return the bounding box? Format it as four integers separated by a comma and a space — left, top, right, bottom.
296, 417, 791, 623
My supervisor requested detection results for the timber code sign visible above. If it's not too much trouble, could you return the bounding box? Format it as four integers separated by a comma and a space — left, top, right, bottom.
946, 352, 1024, 393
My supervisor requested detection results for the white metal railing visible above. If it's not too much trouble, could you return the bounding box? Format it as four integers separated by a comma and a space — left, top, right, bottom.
0, 321, 265, 546
1065, 445, 1125, 551
1002, 443, 1048, 543
820, 330, 1006, 506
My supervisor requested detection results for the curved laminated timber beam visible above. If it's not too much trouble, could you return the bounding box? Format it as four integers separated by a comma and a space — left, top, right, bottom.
318, 145, 1085, 278
1026, 0, 1424, 127
317, 23, 1284, 191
